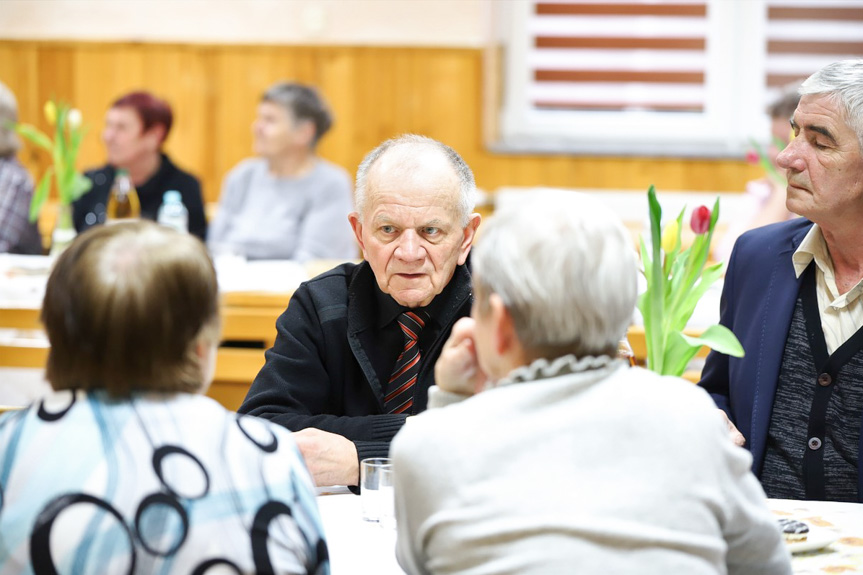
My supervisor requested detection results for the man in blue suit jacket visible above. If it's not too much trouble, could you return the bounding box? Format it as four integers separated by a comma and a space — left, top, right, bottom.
700, 59, 863, 503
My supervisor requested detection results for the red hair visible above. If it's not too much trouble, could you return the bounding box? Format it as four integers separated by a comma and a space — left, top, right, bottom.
111, 91, 173, 143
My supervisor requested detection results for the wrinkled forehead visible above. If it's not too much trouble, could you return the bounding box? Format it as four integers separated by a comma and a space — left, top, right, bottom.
795, 93, 849, 126
365, 144, 461, 204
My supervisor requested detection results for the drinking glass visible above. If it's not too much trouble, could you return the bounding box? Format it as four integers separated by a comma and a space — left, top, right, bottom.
361, 458, 393, 523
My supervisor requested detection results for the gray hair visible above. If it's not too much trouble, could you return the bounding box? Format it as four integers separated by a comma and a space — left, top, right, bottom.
799, 59, 863, 149
261, 81, 333, 146
354, 134, 476, 226
472, 191, 637, 359
0, 80, 20, 157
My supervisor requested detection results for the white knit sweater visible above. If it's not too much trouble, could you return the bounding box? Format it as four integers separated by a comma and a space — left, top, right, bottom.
391, 358, 792, 575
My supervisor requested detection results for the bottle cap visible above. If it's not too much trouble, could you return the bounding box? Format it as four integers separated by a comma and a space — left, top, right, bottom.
163, 190, 182, 203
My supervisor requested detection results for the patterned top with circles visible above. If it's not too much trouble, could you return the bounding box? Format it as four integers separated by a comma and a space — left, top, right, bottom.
0, 389, 329, 574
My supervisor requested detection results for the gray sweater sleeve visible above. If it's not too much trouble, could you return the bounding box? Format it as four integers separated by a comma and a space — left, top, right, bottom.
206, 162, 250, 251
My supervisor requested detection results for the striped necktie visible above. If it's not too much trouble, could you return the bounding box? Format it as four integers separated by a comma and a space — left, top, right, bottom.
384, 311, 428, 414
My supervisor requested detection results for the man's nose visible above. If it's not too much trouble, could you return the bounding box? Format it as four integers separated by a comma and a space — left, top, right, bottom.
776, 137, 801, 171
395, 230, 424, 261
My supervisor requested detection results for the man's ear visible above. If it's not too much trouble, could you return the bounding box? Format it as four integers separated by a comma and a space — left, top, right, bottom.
457, 213, 482, 266
348, 213, 365, 254
489, 293, 516, 356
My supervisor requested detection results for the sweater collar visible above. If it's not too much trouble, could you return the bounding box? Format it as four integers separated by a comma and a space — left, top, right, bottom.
496, 354, 623, 388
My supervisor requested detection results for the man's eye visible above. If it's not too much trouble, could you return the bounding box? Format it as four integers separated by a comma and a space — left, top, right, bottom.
381, 225, 396, 234
423, 227, 440, 236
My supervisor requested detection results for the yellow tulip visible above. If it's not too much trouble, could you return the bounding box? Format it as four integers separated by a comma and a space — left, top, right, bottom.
43, 100, 57, 126
661, 220, 679, 253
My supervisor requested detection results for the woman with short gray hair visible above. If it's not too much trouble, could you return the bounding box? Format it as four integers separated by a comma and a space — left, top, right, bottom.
0, 80, 42, 254
392, 192, 791, 575
207, 81, 355, 261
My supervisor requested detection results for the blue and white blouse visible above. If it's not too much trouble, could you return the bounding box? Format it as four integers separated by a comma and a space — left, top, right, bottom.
0, 389, 329, 574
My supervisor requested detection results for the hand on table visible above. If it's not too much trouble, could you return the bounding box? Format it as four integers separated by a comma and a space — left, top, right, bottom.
293, 428, 359, 487
434, 317, 488, 397
718, 409, 746, 446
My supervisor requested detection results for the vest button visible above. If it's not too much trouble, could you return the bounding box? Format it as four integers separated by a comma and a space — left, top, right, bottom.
808, 437, 822, 450
818, 373, 832, 387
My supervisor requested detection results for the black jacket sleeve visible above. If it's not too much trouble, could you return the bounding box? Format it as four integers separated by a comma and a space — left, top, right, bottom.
238, 275, 407, 445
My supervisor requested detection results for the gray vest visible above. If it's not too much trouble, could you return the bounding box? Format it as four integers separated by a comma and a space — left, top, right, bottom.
760, 265, 863, 502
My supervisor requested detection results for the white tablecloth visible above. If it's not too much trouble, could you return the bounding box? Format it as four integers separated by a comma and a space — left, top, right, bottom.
316, 492, 863, 575
316, 490, 403, 574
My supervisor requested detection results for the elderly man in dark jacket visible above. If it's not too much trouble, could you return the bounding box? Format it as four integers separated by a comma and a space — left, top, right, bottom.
239, 134, 481, 486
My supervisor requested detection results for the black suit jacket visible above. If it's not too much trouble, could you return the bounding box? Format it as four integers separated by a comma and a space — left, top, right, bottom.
239, 261, 473, 462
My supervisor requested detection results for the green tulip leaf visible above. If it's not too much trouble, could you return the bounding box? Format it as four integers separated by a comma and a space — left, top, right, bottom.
70, 173, 93, 200
662, 331, 702, 377
680, 324, 745, 358
14, 123, 53, 152
29, 167, 53, 223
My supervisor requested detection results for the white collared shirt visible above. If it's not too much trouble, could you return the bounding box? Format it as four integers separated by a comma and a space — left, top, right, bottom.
792, 224, 863, 354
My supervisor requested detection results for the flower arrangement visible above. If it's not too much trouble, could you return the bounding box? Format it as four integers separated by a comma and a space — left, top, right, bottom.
14, 100, 92, 252
637, 185, 744, 377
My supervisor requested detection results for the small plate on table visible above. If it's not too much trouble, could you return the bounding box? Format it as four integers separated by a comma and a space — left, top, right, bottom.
786, 528, 839, 554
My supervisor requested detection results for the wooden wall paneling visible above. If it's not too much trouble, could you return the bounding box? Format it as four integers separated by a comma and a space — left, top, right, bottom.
424, 49, 480, 159
314, 47, 360, 177
140, 44, 212, 201
209, 47, 269, 203
0, 40, 765, 210
36, 46, 77, 195
393, 50, 424, 137
349, 47, 400, 157
70, 44, 146, 172
0, 43, 43, 181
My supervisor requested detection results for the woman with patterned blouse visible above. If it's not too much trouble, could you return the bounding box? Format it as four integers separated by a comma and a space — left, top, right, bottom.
0, 221, 329, 574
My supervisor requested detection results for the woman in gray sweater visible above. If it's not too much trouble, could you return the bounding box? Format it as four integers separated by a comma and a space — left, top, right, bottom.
208, 82, 355, 261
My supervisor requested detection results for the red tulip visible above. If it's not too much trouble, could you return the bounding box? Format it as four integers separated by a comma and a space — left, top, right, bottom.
690, 206, 711, 235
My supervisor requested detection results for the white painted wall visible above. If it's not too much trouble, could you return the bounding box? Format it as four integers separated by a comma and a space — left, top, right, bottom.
0, 0, 493, 47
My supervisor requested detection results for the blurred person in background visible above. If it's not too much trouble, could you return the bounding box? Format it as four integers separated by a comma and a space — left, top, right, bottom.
0, 221, 328, 574
73, 91, 207, 239
392, 192, 791, 575
714, 85, 801, 261
207, 81, 355, 261
0, 80, 42, 254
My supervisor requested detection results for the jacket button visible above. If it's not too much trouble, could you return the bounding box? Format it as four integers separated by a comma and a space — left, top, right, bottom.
808, 437, 822, 450
818, 373, 832, 387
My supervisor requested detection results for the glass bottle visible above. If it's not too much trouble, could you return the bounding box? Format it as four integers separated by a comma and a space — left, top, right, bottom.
106, 169, 141, 222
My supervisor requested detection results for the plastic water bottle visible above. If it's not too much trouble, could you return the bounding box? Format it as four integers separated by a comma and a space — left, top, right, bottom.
157, 190, 188, 233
